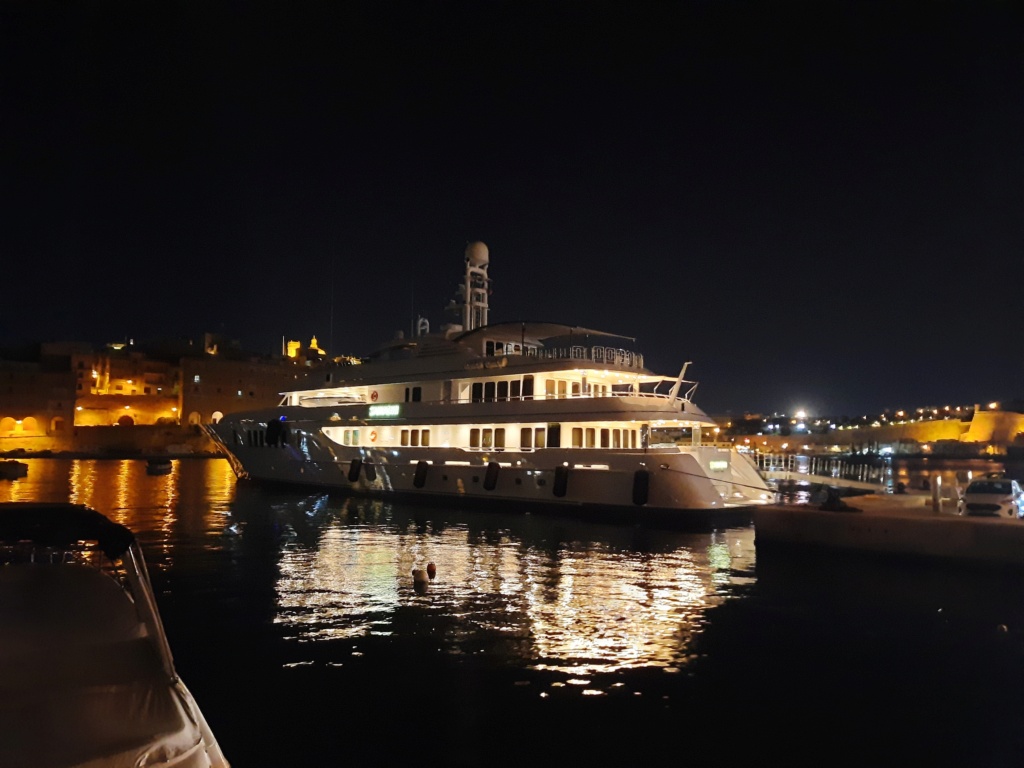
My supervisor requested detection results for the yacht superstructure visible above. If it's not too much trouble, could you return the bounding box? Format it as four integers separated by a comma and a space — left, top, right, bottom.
205, 242, 773, 526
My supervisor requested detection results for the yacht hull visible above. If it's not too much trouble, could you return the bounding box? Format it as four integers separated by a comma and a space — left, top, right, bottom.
205, 422, 772, 529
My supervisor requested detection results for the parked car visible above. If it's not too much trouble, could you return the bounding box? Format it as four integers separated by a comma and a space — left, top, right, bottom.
960, 478, 1024, 518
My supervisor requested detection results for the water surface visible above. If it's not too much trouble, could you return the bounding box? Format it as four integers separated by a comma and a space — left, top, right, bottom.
2, 458, 1022, 767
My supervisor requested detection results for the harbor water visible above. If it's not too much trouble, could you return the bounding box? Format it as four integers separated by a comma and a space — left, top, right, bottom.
2, 458, 1023, 767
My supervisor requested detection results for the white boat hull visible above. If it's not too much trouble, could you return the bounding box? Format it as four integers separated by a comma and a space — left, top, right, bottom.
206, 423, 772, 527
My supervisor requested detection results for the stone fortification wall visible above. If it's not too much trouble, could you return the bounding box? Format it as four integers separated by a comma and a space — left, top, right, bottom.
0, 425, 217, 457
739, 412, 1024, 454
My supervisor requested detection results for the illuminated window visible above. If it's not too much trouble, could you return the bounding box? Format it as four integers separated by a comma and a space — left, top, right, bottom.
193, 375, 200, 384
572, 427, 583, 447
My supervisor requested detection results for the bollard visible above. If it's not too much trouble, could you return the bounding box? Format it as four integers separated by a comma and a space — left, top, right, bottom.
932, 475, 942, 513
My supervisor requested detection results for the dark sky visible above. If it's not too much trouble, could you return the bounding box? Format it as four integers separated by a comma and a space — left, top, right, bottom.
3, 1, 1022, 417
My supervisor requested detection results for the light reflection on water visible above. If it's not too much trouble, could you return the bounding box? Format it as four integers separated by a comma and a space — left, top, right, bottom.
0, 458, 237, 570
5, 457, 1024, 766
0, 458, 757, 678
270, 495, 756, 675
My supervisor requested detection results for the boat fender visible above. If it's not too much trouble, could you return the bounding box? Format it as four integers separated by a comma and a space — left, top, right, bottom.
632, 469, 650, 506
553, 465, 569, 497
364, 462, 377, 482
348, 458, 362, 482
484, 462, 500, 491
414, 460, 429, 488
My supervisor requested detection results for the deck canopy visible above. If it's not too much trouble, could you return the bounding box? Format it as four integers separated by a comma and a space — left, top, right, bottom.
0, 503, 135, 559
455, 321, 638, 349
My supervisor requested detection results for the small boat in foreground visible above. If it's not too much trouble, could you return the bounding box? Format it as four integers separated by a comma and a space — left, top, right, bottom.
0, 460, 28, 480
205, 242, 773, 528
146, 458, 174, 475
0, 503, 230, 767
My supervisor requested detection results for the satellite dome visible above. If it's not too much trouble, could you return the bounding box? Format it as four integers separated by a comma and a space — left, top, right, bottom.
465, 241, 489, 267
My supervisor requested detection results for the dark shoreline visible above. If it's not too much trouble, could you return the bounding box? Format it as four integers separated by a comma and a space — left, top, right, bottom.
1, 451, 224, 461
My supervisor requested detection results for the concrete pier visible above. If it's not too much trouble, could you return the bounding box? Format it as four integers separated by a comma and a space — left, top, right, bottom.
754, 494, 1024, 568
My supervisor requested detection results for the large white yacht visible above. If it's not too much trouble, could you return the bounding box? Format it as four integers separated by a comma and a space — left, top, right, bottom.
205, 242, 773, 527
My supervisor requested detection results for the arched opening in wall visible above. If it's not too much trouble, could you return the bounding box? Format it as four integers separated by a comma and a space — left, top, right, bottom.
21, 417, 39, 434
117, 415, 135, 426
211, 411, 224, 424
188, 412, 203, 426
51, 417, 65, 432
0, 417, 16, 434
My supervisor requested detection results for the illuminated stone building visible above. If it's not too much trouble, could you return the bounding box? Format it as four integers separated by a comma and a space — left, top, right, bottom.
0, 350, 77, 450
71, 341, 181, 428
0, 335, 332, 454
178, 355, 310, 426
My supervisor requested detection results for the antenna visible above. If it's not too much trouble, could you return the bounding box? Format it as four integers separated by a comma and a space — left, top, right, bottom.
329, 263, 335, 353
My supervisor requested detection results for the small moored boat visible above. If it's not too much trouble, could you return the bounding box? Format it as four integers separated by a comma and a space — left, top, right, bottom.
0, 460, 28, 480
146, 458, 174, 475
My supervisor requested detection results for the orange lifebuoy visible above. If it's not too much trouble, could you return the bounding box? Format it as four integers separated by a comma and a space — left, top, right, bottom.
370, 390, 378, 402
369, 430, 377, 442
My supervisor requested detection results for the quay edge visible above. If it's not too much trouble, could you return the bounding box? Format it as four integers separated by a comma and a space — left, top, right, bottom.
753, 495, 1024, 569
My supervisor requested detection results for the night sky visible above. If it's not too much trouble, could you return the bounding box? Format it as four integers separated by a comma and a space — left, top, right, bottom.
3, 1, 1022, 417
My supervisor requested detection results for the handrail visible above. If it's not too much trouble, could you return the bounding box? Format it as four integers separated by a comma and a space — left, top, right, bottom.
292, 389, 693, 408
520, 345, 645, 369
